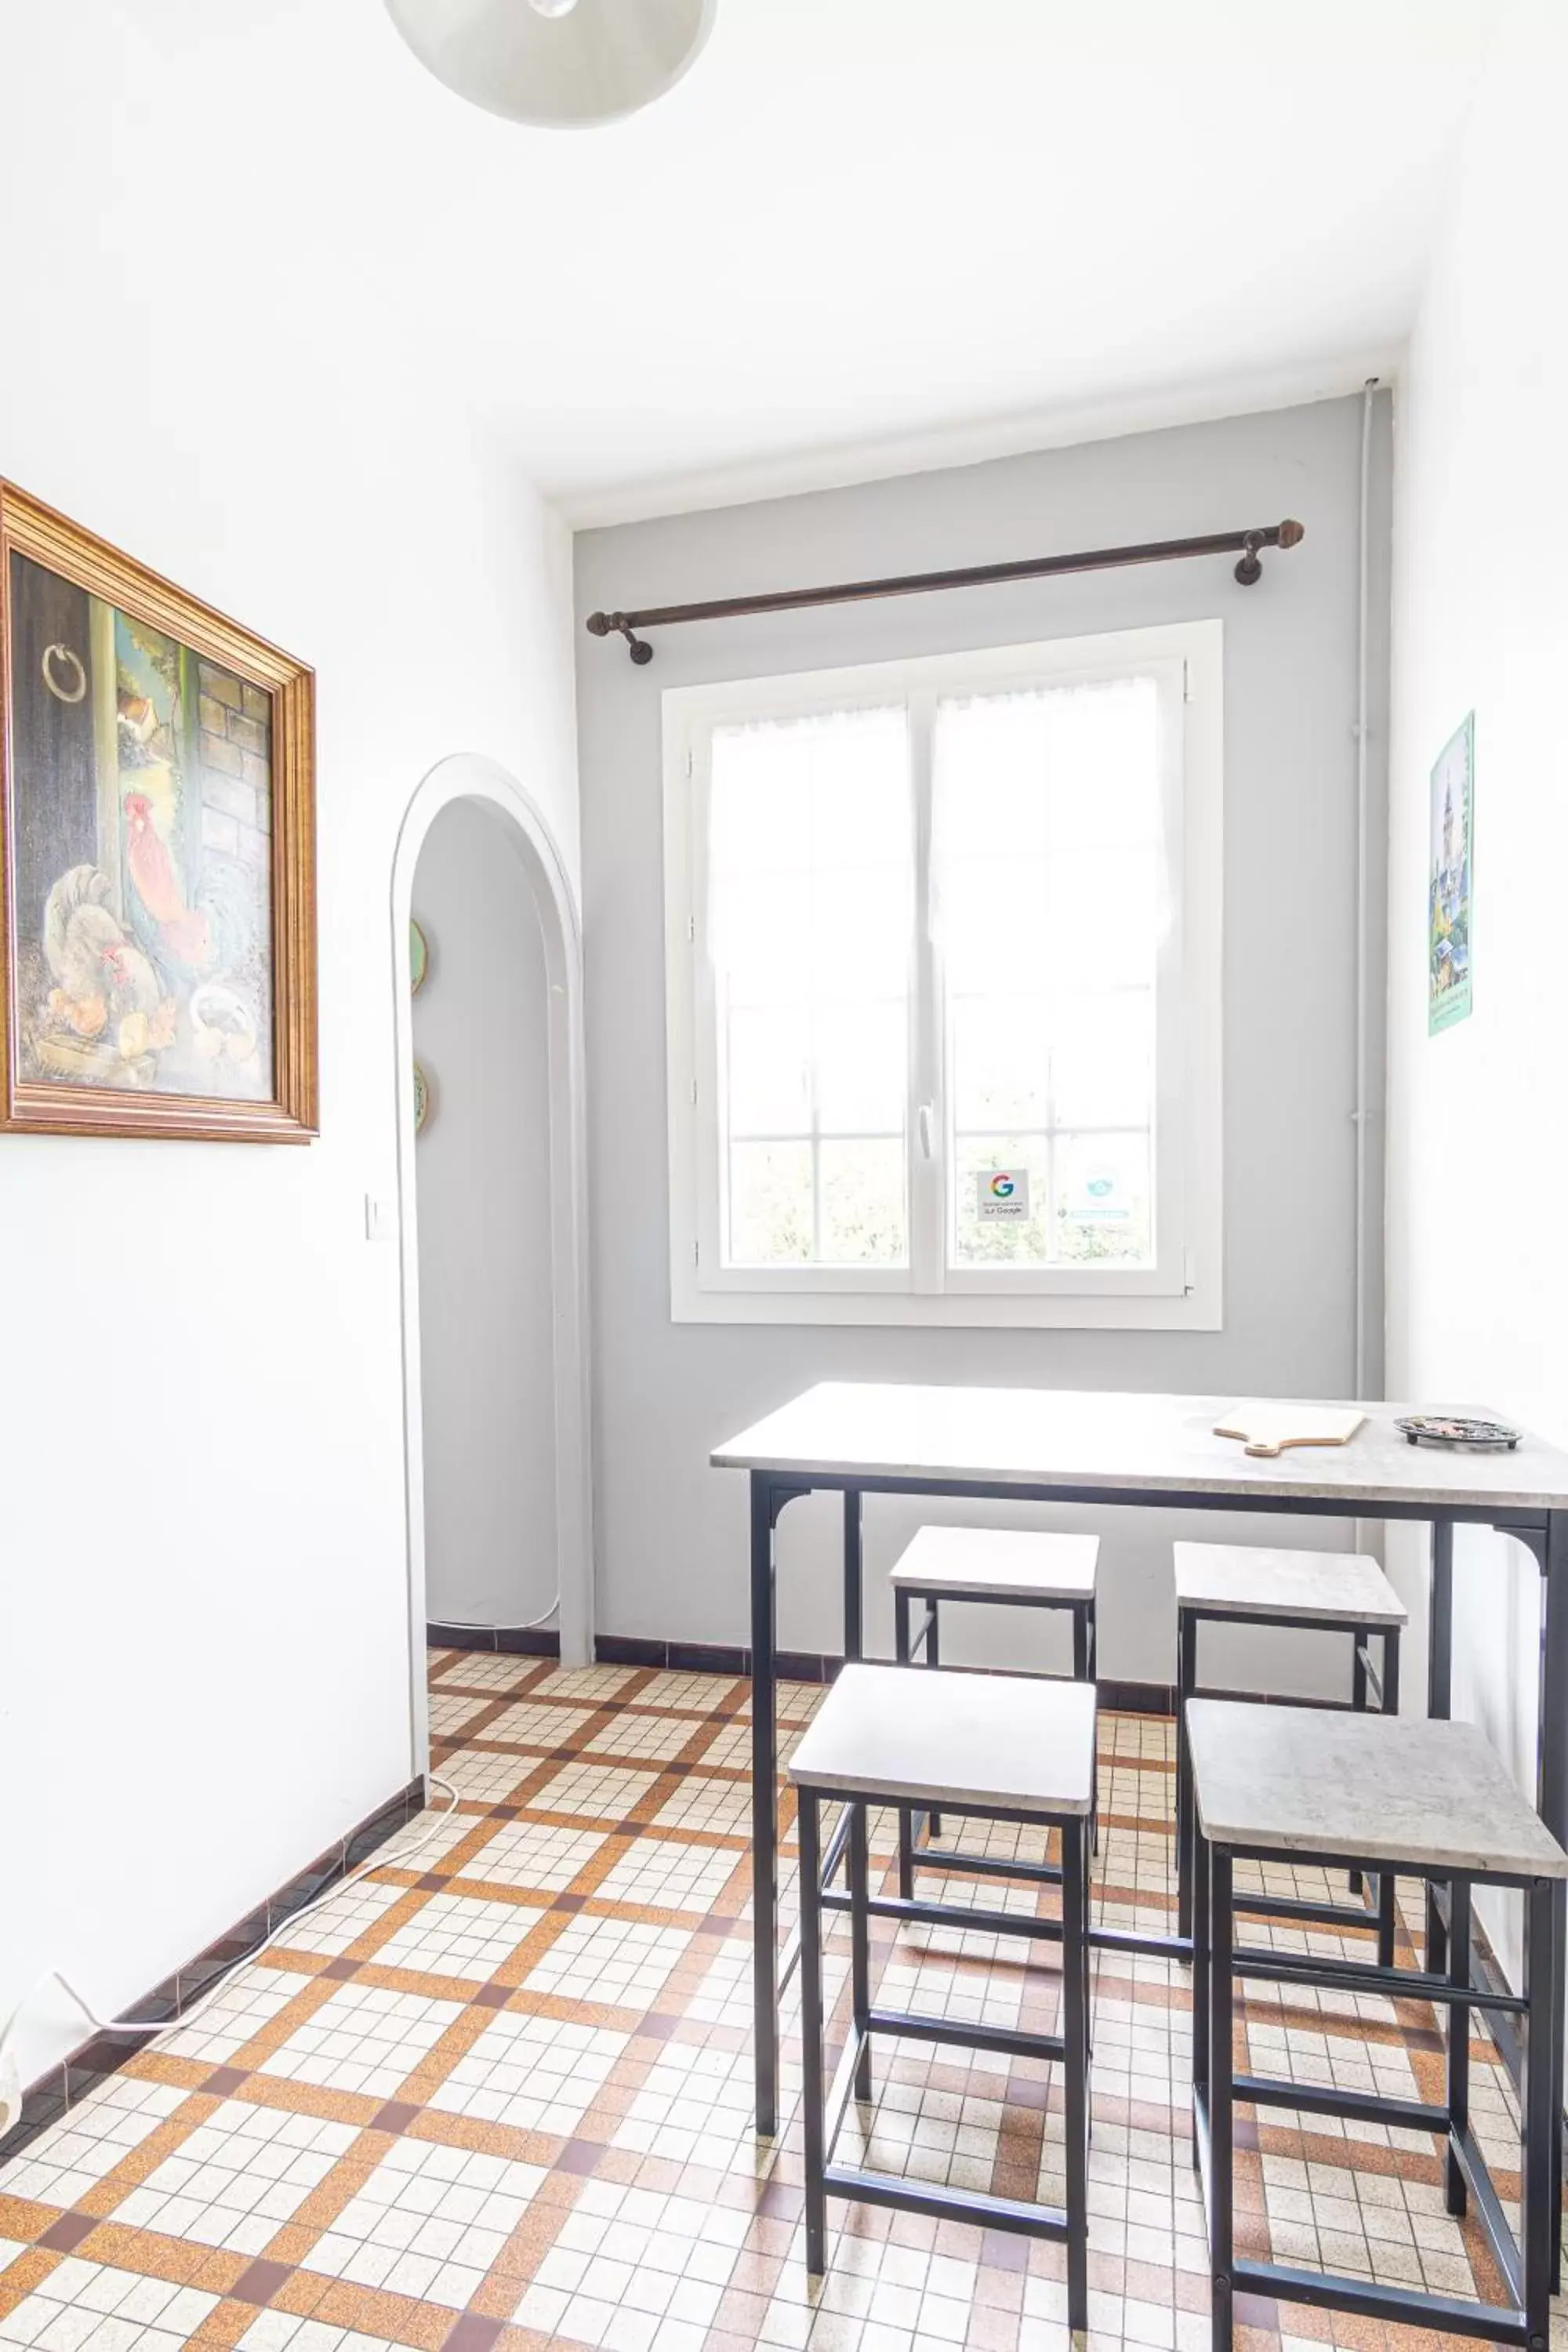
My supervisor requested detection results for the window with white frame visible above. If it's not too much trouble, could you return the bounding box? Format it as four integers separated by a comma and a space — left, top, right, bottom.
663, 622, 1221, 1329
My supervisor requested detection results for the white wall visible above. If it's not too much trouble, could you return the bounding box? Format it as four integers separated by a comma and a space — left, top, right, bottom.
0, 6, 578, 2089
1383, 0, 1568, 1982
412, 802, 558, 1627
575, 395, 1391, 1687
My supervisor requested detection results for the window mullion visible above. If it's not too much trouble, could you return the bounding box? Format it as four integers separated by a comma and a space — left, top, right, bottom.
908, 688, 943, 1294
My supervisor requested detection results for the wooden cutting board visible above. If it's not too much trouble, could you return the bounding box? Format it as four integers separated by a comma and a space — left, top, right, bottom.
1213, 1403, 1367, 1460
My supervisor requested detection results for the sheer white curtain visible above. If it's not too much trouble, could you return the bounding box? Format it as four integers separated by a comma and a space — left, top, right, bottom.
709, 705, 913, 1268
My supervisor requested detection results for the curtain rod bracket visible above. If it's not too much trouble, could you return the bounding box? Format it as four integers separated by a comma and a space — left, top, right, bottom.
586, 518, 1305, 663
585, 610, 653, 664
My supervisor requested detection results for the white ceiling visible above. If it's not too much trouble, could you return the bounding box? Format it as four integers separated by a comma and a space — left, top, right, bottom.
8, 0, 1501, 527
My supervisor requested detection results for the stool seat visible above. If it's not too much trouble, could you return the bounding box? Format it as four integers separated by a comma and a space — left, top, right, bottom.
890, 1526, 1099, 1602
1173, 1541, 1406, 1626
790, 1661, 1095, 1818
1186, 1698, 1568, 1879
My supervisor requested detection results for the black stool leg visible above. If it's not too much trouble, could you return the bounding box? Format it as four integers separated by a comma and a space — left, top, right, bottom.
926, 1599, 942, 1843
1074, 1602, 1099, 1856
895, 1590, 915, 1900
799, 1791, 827, 2274
1062, 1813, 1090, 2335
1522, 1878, 1560, 2350
1377, 1631, 1402, 1966
1177, 1608, 1197, 1940
1209, 1844, 1235, 2352
850, 1798, 873, 2103
1348, 1633, 1369, 1897
1444, 1876, 1471, 2217
1191, 1817, 1210, 2171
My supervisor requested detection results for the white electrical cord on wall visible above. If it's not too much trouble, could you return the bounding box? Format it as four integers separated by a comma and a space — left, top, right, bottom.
435, 1595, 560, 1635
1353, 376, 1378, 1401
0, 1773, 461, 2110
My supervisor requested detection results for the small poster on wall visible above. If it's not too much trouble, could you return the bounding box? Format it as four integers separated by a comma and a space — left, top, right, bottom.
1428, 711, 1475, 1035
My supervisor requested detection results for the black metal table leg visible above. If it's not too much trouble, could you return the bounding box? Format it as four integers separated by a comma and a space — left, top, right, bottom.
1535, 1511, 1568, 2286
1208, 1844, 1234, 2352
1426, 1518, 1454, 1977
843, 1490, 864, 1664
844, 1490, 873, 2103
798, 1791, 826, 2270
750, 1472, 781, 2137
1522, 1877, 1561, 2348
1177, 1607, 1197, 1940
1062, 1817, 1090, 2335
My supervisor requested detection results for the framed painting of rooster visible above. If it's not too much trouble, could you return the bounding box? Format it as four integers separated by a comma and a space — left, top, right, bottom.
0, 482, 316, 1140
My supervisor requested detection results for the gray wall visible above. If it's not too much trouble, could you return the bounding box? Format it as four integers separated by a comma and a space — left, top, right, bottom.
413, 799, 558, 1627
574, 396, 1392, 1688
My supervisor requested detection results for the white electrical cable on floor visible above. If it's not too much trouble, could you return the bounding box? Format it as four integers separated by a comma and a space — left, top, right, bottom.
436, 1595, 560, 1635
0, 1773, 461, 2074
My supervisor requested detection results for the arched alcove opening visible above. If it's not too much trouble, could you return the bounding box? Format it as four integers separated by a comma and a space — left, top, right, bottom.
390, 757, 593, 1769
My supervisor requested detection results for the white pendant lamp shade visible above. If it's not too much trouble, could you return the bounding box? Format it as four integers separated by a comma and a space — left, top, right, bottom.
386, 0, 717, 129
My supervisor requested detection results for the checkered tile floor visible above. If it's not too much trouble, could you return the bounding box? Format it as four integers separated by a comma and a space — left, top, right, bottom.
0, 1654, 1558, 2351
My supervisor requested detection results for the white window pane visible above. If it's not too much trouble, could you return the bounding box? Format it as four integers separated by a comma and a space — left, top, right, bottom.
932, 694, 1053, 856
938, 857, 1046, 993
949, 996, 1050, 1131
819, 1139, 906, 1265
714, 871, 811, 1005
713, 704, 909, 873
816, 1001, 906, 1135
808, 720, 910, 866
710, 701, 914, 1272
1050, 993, 1153, 1128
710, 731, 801, 874
811, 866, 913, 997
935, 675, 1160, 859
725, 1005, 811, 1137
727, 1141, 813, 1265
1043, 677, 1161, 850
951, 1137, 1051, 1267
1055, 1132, 1151, 1265
1045, 846, 1159, 991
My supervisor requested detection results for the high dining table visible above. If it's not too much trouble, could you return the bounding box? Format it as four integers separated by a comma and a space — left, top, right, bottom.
711, 1381, 1568, 2143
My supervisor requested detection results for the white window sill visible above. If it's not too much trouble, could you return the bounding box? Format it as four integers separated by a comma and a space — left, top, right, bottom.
668, 1279, 1222, 1331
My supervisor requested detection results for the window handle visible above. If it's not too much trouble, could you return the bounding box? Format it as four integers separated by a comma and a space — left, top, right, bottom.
917, 1103, 935, 1161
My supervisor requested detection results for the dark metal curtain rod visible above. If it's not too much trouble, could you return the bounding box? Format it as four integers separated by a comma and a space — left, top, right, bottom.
586, 517, 1304, 663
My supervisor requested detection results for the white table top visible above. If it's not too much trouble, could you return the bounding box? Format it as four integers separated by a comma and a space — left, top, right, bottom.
789, 1662, 1096, 1817
1186, 1700, 1568, 1877
713, 1382, 1568, 1514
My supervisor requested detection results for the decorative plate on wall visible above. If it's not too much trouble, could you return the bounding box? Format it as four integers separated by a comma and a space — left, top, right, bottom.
410, 918, 430, 995
412, 1062, 431, 1133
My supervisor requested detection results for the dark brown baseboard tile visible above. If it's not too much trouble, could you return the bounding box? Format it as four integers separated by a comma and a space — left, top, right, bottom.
429, 1627, 1179, 1711
2, 1776, 425, 2172
427, 1621, 561, 1657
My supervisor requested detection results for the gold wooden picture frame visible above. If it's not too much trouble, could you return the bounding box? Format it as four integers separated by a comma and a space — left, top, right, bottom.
0, 481, 317, 1140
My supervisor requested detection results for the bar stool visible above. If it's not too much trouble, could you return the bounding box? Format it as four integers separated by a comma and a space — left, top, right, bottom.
789, 1661, 1094, 2329
1173, 1543, 1406, 1956
890, 1526, 1099, 1897
1188, 1699, 1566, 2352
